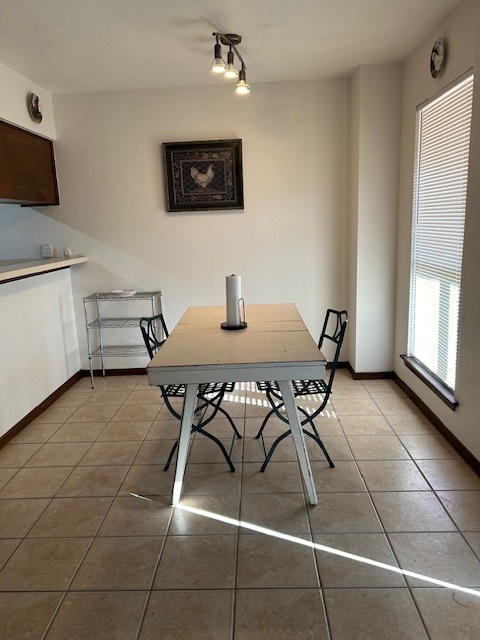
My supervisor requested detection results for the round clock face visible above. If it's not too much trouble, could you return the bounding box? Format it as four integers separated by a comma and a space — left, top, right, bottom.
28, 92, 43, 123
430, 38, 446, 78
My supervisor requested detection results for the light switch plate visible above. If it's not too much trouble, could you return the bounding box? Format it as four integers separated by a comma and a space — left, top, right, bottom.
41, 244, 54, 258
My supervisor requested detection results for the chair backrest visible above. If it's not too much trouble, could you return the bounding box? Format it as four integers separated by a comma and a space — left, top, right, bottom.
140, 313, 169, 359
318, 309, 348, 392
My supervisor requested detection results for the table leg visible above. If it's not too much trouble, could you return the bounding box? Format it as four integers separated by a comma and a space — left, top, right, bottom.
277, 380, 318, 506
172, 382, 199, 506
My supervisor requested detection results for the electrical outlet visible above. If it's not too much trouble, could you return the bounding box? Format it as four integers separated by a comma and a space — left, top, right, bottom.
41, 244, 54, 258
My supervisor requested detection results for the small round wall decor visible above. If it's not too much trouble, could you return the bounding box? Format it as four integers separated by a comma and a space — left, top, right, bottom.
430, 38, 446, 78
27, 92, 43, 123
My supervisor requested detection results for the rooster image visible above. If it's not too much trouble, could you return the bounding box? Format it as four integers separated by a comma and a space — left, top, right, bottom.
191, 164, 215, 188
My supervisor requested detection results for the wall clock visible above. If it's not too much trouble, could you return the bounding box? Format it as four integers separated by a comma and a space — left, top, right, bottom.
27, 92, 43, 123
430, 38, 446, 78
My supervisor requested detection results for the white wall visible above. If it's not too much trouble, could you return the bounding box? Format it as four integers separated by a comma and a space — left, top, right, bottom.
18, 80, 349, 368
349, 64, 402, 372
0, 62, 56, 138
395, 0, 480, 460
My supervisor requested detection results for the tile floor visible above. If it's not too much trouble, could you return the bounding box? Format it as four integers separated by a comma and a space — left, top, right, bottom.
0, 370, 480, 639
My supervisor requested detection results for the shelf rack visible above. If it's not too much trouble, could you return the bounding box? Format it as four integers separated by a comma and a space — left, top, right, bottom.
83, 291, 162, 387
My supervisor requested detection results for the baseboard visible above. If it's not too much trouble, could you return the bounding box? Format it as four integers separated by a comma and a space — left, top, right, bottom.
80, 368, 147, 377
393, 373, 480, 476
346, 363, 394, 380
0, 371, 82, 448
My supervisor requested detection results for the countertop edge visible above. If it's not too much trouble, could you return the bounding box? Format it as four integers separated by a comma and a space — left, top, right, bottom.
0, 256, 88, 283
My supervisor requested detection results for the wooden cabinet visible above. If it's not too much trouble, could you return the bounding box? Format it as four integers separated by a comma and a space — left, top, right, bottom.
0, 119, 59, 206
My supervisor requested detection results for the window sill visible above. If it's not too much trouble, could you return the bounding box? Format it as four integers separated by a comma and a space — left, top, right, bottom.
400, 355, 458, 411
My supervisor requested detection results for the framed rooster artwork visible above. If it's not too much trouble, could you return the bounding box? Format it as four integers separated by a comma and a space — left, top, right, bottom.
162, 139, 243, 211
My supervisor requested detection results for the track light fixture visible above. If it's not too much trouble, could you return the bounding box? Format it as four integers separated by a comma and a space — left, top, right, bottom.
210, 32, 250, 94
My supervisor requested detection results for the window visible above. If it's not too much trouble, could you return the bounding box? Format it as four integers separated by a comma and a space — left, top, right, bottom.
405, 73, 474, 407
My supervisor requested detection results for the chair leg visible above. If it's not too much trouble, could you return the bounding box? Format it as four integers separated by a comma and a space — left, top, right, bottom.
254, 407, 276, 439
164, 439, 178, 471
260, 429, 292, 472
302, 429, 335, 468
194, 427, 236, 472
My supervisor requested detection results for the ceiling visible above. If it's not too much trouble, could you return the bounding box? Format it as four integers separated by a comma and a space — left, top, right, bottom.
0, 0, 462, 94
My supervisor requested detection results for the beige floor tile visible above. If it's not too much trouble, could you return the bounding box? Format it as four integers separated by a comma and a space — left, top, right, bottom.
133, 375, 152, 389
308, 492, 383, 533
100, 376, 141, 391
363, 380, 407, 398
416, 459, 480, 490
324, 588, 428, 639
0, 468, 17, 490
331, 382, 371, 398
57, 465, 129, 497
374, 396, 422, 415
138, 590, 233, 640
195, 416, 244, 439
315, 532, 405, 587
71, 536, 163, 590
53, 391, 92, 408
83, 390, 130, 406
97, 421, 152, 441
146, 419, 180, 440
169, 495, 240, 535
310, 460, 367, 492
386, 413, 438, 434
437, 491, 480, 530
67, 405, 118, 423
11, 423, 61, 443
72, 376, 105, 391
25, 442, 91, 467
124, 389, 163, 404
389, 531, 480, 587
0, 498, 50, 537
0, 466, 74, 499
98, 495, 172, 536
371, 491, 457, 532
0, 540, 21, 569
111, 404, 160, 422
309, 435, 353, 461
412, 588, 480, 640
244, 414, 290, 438
330, 398, 382, 416
182, 462, 242, 496
0, 538, 90, 590
27, 497, 111, 537
464, 532, 480, 559
119, 465, 174, 497
0, 443, 42, 467
237, 534, 318, 588
133, 440, 179, 466
32, 405, 78, 424
45, 591, 148, 640
347, 435, 410, 460
235, 589, 329, 640
188, 436, 242, 464
243, 436, 296, 462
357, 460, 430, 491
339, 414, 395, 435
154, 534, 236, 589
399, 434, 460, 459
49, 422, 107, 442
240, 492, 310, 534
242, 461, 303, 494
79, 441, 141, 466
0, 592, 63, 640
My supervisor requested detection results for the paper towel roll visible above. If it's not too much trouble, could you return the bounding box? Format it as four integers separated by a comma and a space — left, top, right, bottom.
226, 274, 241, 326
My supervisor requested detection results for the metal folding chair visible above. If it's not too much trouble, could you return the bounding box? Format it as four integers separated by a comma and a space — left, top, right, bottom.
255, 308, 348, 471
140, 314, 241, 471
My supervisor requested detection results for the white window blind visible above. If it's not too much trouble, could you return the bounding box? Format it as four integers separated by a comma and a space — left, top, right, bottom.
408, 73, 474, 392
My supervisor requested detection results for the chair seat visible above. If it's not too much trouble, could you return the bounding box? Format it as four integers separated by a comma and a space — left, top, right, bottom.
256, 380, 279, 392
292, 379, 328, 395
164, 382, 235, 397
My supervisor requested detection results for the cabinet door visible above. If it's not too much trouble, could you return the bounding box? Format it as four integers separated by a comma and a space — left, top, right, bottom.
0, 120, 59, 206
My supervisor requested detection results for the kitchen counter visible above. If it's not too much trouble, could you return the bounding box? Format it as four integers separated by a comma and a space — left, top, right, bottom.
0, 256, 88, 283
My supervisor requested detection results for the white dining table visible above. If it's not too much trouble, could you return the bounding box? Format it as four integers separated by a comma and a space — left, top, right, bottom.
146, 303, 326, 506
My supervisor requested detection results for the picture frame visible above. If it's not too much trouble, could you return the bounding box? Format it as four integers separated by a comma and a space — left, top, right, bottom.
162, 139, 243, 212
